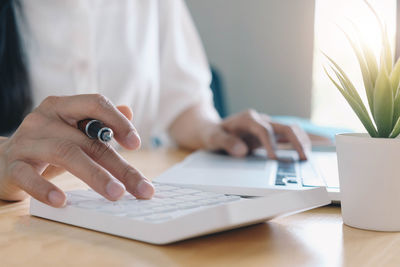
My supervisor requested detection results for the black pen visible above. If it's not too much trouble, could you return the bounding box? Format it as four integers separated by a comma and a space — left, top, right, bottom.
77, 119, 113, 142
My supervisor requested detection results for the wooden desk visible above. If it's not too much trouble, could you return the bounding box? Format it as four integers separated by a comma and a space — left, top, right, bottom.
1, 148, 400, 267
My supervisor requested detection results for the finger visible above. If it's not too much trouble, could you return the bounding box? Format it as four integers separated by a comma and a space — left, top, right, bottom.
272, 123, 308, 160
40, 95, 140, 150
10, 161, 66, 207
223, 110, 278, 159
240, 134, 262, 150
41, 165, 66, 179
276, 136, 289, 143
243, 120, 277, 159
293, 125, 312, 150
116, 105, 133, 121
28, 120, 154, 199
78, 138, 154, 199
46, 122, 154, 199
17, 139, 126, 201
208, 127, 249, 157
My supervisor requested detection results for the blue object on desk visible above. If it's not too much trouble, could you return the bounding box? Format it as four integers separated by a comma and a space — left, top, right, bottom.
210, 67, 227, 118
272, 116, 353, 142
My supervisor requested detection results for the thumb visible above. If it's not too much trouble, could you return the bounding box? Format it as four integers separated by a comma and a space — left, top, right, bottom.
209, 128, 248, 157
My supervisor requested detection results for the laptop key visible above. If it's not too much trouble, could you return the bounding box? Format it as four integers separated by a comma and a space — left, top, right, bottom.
275, 174, 287, 186
286, 177, 298, 184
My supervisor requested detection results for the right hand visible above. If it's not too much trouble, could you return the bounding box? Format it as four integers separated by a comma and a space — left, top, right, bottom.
0, 94, 155, 207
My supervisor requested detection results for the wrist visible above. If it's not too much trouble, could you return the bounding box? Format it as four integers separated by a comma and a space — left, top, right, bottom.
199, 120, 222, 149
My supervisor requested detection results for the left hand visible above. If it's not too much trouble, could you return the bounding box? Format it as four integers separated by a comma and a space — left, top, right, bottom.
203, 109, 311, 160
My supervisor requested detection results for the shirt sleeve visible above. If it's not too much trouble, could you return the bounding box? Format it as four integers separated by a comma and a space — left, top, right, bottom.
154, 0, 214, 138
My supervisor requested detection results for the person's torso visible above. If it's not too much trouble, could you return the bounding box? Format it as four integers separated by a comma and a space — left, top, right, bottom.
17, 0, 162, 144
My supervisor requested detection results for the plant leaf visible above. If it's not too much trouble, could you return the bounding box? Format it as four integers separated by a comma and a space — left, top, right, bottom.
347, 20, 379, 86
373, 68, 393, 137
330, 67, 369, 115
381, 27, 393, 73
390, 59, 400, 96
389, 116, 400, 138
382, 28, 393, 73
365, 0, 393, 72
393, 88, 400, 126
360, 42, 378, 87
338, 30, 375, 116
325, 67, 378, 137
324, 53, 365, 106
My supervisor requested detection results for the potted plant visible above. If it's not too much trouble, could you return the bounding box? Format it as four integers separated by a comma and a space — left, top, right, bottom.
325, 1, 400, 231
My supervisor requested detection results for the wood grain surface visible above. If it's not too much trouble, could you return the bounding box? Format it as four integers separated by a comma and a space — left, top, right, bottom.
1, 148, 400, 267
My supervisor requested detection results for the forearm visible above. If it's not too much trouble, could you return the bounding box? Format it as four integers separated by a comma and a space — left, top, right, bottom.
168, 101, 221, 150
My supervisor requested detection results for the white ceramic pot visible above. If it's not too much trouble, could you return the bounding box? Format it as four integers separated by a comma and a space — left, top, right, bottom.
336, 133, 400, 231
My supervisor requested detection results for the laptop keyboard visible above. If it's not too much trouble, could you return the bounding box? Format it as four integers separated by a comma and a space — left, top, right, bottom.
66, 182, 242, 223
274, 156, 326, 187
275, 157, 298, 186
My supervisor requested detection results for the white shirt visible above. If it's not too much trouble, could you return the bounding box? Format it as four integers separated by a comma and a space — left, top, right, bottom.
16, 0, 213, 146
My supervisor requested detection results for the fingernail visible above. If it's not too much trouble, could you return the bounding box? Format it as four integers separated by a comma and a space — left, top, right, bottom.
106, 180, 126, 200
136, 180, 155, 198
48, 190, 66, 207
233, 143, 247, 155
126, 130, 141, 149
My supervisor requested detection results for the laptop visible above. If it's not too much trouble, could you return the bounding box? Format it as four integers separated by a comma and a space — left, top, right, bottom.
155, 149, 340, 203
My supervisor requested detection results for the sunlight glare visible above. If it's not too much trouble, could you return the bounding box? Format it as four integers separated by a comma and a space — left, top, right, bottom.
311, 0, 396, 131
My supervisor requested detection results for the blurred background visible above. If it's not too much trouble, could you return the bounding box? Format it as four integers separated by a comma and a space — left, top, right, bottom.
185, 0, 397, 136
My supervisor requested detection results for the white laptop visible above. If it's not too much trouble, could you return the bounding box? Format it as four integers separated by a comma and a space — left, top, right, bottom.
155, 149, 340, 202
30, 149, 331, 245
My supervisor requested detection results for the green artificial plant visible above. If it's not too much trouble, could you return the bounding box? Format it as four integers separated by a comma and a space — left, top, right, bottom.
325, 0, 400, 138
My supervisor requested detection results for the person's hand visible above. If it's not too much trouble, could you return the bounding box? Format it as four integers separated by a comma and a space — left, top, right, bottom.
0, 94, 154, 207
203, 109, 311, 160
